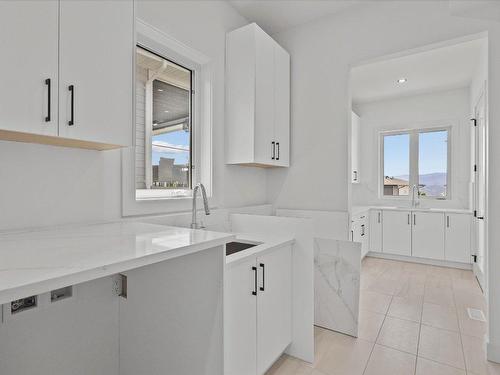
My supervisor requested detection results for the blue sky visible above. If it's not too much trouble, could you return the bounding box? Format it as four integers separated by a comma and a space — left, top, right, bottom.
384, 130, 447, 177
152, 130, 190, 165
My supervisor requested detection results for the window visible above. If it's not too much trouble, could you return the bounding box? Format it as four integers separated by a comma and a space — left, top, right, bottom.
382, 128, 449, 199
383, 133, 410, 196
135, 46, 193, 198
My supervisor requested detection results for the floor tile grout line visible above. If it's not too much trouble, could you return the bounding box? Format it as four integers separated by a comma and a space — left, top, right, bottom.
416, 355, 469, 372
414, 282, 425, 375
454, 280, 470, 375
361, 292, 394, 375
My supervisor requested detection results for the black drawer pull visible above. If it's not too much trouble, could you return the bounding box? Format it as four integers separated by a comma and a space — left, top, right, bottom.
259, 263, 265, 291
68, 85, 74, 126
45, 78, 51, 122
252, 266, 257, 296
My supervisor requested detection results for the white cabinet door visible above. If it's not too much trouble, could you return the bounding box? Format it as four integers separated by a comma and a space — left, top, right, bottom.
59, 0, 133, 146
369, 210, 383, 253
274, 45, 290, 167
0, 1, 58, 136
445, 213, 471, 263
254, 28, 275, 165
382, 210, 411, 256
225, 257, 257, 375
256, 245, 292, 375
351, 112, 360, 183
412, 211, 445, 260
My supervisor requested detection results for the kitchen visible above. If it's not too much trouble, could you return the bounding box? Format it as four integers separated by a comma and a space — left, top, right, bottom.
0, 1, 499, 375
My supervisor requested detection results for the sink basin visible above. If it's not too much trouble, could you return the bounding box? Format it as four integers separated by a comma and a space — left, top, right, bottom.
226, 241, 259, 256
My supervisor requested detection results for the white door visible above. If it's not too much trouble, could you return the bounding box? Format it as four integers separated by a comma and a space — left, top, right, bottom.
59, 0, 133, 146
273, 44, 290, 167
473, 88, 487, 290
0, 1, 58, 136
256, 245, 292, 375
224, 257, 257, 375
445, 213, 472, 263
254, 27, 276, 165
412, 211, 445, 260
382, 210, 411, 256
369, 210, 383, 253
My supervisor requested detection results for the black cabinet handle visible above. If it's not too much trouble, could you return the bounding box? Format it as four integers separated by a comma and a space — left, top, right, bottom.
407, 214, 410, 225
276, 142, 280, 161
259, 263, 265, 291
271, 141, 275, 160
45, 79, 51, 122
447, 216, 450, 228
68, 85, 74, 126
252, 266, 257, 296
414, 214, 416, 225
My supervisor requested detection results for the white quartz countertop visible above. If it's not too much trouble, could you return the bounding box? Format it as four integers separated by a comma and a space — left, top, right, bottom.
0, 222, 234, 305
352, 206, 472, 215
226, 232, 295, 264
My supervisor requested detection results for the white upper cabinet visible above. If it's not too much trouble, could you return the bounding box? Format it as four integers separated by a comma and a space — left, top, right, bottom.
226, 23, 290, 167
58, 0, 133, 147
351, 112, 360, 183
445, 213, 471, 263
0, 1, 59, 136
0, 0, 133, 150
412, 211, 445, 260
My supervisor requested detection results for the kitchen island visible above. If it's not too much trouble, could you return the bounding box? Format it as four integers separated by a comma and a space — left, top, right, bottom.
0, 221, 234, 375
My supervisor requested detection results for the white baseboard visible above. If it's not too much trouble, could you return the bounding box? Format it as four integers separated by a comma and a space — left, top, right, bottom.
366, 252, 472, 270
487, 341, 500, 364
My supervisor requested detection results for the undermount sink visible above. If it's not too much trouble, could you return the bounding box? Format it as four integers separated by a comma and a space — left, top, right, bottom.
225, 241, 260, 256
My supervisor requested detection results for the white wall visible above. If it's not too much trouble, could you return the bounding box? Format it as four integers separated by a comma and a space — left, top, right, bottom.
268, 0, 500, 361
0, 0, 269, 232
352, 88, 471, 209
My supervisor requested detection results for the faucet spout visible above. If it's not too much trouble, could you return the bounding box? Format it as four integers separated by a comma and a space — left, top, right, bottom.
412, 184, 420, 208
191, 183, 210, 229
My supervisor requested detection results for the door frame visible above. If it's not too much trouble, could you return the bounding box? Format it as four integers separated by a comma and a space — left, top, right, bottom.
472, 81, 488, 293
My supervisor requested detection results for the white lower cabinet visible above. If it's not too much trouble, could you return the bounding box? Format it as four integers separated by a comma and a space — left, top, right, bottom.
351, 213, 369, 257
382, 210, 411, 256
369, 210, 383, 253
372, 208, 472, 264
225, 244, 292, 375
412, 212, 445, 260
445, 213, 471, 263
225, 257, 257, 375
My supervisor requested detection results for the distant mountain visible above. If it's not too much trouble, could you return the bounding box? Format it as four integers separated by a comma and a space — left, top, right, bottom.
395, 173, 447, 197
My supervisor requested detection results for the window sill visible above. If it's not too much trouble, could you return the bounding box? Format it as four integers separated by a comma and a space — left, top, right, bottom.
136, 189, 193, 201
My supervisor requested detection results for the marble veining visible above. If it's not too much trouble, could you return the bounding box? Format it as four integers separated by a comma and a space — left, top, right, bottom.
314, 237, 361, 336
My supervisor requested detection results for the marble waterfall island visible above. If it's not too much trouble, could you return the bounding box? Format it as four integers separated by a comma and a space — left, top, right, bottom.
314, 238, 361, 337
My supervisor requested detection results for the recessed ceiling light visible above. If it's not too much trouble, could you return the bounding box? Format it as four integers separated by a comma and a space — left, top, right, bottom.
397, 78, 407, 84
164, 110, 169, 113
157, 89, 164, 92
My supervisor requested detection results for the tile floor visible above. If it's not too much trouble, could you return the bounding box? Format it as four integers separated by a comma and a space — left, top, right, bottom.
266, 257, 499, 375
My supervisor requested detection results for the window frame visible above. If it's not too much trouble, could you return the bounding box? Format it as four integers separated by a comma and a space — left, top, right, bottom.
136, 44, 194, 196
122, 19, 213, 217
379, 126, 451, 201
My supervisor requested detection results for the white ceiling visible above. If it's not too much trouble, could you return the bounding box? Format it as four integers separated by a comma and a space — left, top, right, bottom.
351, 38, 486, 104
228, 0, 362, 35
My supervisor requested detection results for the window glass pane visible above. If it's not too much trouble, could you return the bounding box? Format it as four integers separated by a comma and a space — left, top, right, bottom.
135, 46, 192, 198
418, 130, 448, 197
383, 133, 410, 196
